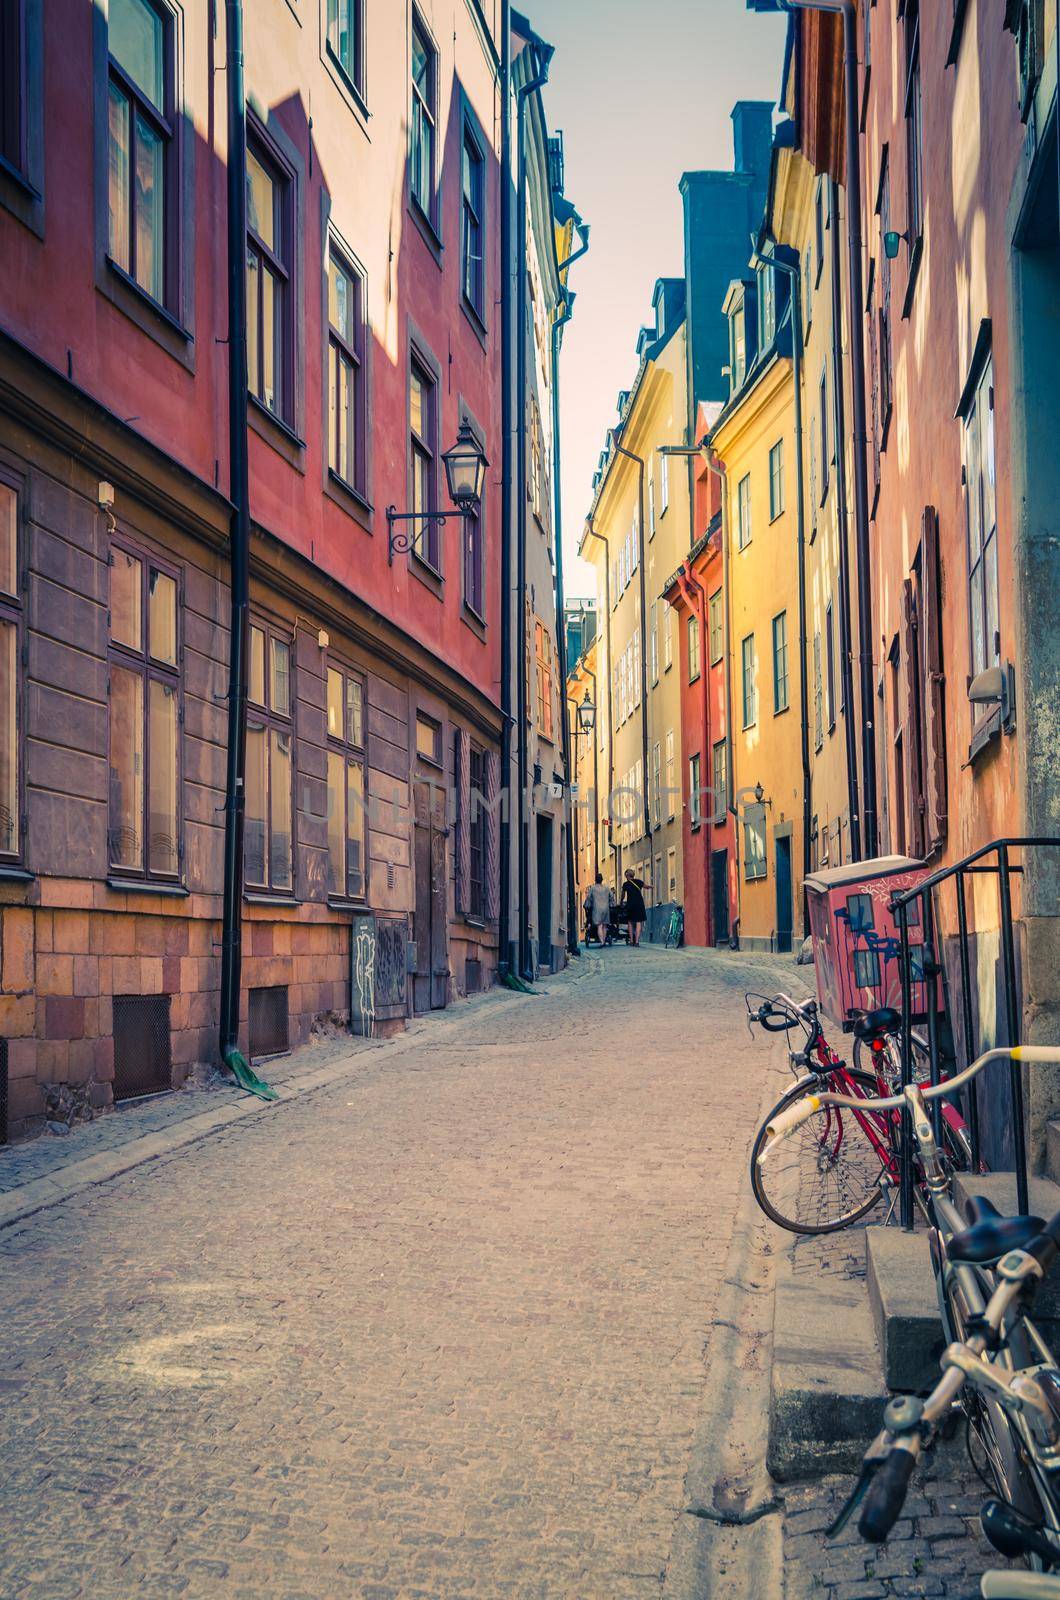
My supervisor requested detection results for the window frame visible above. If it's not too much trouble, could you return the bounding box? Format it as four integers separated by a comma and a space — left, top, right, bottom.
962, 349, 1000, 709
105, 0, 178, 314
769, 438, 784, 521
687, 613, 701, 683
737, 472, 752, 550
244, 616, 295, 896
744, 801, 767, 882
903, 0, 924, 257
325, 656, 368, 905
409, 8, 438, 229
772, 610, 789, 715
0, 470, 24, 866
825, 600, 836, 731
689, 751, 702, 829
106, 536, 184, 885
246, 125, 296, 428
819, 366, 830, 503
325, 0, 365, 104
708, 588, 723, 665
460, 112, 486, 324
326, 235, 368, 501
409, 345, 441, 575
711, 737, 727, 824
740, 633, 757, 729
665, 729, 676, 822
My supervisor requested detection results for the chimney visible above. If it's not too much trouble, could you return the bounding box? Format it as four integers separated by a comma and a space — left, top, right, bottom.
731, 100, 773, 179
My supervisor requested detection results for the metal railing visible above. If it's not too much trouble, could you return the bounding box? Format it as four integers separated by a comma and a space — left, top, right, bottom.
891, 837, 1060, 1229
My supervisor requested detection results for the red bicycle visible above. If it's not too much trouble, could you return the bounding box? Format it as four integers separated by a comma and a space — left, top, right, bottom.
746, 992, 974, 1235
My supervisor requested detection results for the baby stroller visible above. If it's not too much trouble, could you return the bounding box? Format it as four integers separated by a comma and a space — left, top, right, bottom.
608, 904, 631, 945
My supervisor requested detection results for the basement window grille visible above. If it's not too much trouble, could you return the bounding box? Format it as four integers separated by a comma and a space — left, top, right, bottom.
113, 994, 173, 1103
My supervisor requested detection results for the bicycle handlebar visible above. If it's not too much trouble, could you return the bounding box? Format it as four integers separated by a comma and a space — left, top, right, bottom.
760, 1046, 1060, 1159
747, 992, 818, 1035
858, 1440, 919, 1543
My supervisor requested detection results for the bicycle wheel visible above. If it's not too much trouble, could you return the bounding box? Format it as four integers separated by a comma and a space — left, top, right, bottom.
750, 1069, 894, 1234
855, 1033, 974, 1176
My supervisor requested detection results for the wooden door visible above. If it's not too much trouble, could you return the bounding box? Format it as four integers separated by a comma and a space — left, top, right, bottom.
413, 782, 449, 1013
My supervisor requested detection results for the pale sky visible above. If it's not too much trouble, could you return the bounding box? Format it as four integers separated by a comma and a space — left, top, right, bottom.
527, 0, 788, 595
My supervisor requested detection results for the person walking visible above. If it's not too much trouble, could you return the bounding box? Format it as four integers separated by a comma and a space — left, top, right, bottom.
621, 868, 647, 947
584, 873, 615, 947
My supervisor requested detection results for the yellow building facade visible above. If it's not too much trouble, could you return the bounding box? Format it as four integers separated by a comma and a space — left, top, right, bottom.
710, 270, 804, 952
578, 280, 692, 917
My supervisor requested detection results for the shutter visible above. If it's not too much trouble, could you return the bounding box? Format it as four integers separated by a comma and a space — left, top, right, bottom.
900, 578, 925, 859
920, 505, 948, 854
483, 748, 500, 921
456, 729, 471, 914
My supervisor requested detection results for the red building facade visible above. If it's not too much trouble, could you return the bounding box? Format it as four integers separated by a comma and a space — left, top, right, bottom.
0, 1, 520, 1136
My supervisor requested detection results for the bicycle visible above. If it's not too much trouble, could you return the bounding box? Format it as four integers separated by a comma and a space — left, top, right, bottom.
762, 1046, 1060, 1591
747, 991, 972, 1234
664, 905, 684, 948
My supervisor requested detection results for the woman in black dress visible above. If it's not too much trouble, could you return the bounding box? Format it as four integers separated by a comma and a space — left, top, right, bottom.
621, 868, 647, 946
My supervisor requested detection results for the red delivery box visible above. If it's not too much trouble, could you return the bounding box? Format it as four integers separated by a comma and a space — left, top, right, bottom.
804, 856, 941, 1032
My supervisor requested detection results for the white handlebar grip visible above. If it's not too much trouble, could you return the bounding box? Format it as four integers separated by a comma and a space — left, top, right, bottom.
761, 1095, 821, 1153
1012, 1046, 1060, 1065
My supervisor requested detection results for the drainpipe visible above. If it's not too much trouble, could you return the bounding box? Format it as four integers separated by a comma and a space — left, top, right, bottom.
753, 243, 813, 934
551, 220, 590, 958
515, 39, 553, 981
583, 518, 615, 881
826, 178, 863, 863
583, 659, 600, 880
498, 0, 513, 977
218, 0, 250, 1066
609, 431, 651, 854
783, 0, 878, 858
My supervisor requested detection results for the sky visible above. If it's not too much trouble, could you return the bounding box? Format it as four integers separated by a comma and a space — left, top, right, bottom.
526, 0, 788, 596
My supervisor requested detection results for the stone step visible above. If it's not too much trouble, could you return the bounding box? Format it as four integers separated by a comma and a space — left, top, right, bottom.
767, 1251, 888, 1483
864, 1225, 945, 1393
952, 1169, 1060, 1324
1047, 1118, 1060, 1186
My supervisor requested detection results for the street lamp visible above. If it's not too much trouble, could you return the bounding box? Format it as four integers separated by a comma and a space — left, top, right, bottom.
387, 420, 489, 564
577, 689, 596, 734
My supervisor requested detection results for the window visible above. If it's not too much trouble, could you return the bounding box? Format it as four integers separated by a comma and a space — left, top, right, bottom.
529, 401, 544, 521
648, 472, 656, 537
689, 753, 702, 827
467, 742, 486, 919
410, 13, 436, 222
769, 439, 784, 520
107, 0, 173, 308
687, 614, 701, 682
416, 712, 442, 764
708, 588, 723, 664
759, 261, 776, 347
0, 480, 21, 861
878, 150, 894, 440
245, 620, 293, 892
326, 0, 364, 99
649, 600, 659, 684
629, 507, 639, 575
740, 633, 756, 728
712, 738, 727, 823
664, 604, 674, 671
737, 473, 752, 549
247, 135, 293, 422
665, 729, 675, 820
964, 354, 999, 687
326, 662, 366, 901
825, 601, 836, 731
772, 611, 789, 714
631, 627, 641, 710
819, 367, 830, 501
813, 631, 823, 750
667, 846, 677, 902
814, 179, 826, 282
535, 619, 554, 740
744, 801, 767, 882
327, 242, 366, 495
410, 355, 439, 569
729, 302, 746, 392
2, 0, 24, 173
461, 121, 485, 319
904, 0, 923, 250
651, 741, 661, 828
108, 544, 180, 881
659, 451, 669, 515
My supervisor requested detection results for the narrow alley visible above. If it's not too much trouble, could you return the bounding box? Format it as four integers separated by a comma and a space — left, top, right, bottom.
1, 948, 794, 1599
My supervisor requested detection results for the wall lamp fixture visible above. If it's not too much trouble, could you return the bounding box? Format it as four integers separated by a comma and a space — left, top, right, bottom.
386, 420, 489, 564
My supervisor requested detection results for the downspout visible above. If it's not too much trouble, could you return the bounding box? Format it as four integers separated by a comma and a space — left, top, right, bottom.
756, 244, 813, 934
551, 222, 590, 958
826, 177, 863, 863
583, 517, 615, 880
565, 698, 581, 902
784, 0, 878, 857
498, 0, 513, 977
218, 0, 253, 1078
515, 39, 553, 981
609, 432, 651, 853
583, 659, 600, 879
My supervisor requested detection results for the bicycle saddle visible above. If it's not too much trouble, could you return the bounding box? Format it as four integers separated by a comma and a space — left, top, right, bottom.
948, 1194, 1046, 1264
850, 1006, 902, 1041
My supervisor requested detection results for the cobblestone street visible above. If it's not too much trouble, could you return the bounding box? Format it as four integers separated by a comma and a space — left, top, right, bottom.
0, 946, 798, 1600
